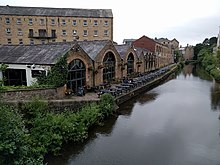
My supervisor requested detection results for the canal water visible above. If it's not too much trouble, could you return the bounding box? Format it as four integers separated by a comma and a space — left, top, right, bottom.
46, 65, 220, 165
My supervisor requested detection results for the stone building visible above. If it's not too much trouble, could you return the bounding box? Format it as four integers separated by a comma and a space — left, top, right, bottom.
0, 5, 113, 45
179, 44, 194, 60
132, 35, 174, 68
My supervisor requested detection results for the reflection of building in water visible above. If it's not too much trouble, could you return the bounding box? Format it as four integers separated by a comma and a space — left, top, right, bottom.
182, 65, 194, 77
210, 81, 220, 111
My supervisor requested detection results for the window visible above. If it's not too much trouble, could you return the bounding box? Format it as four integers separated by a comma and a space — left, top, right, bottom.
40, 19, 45, 25
5, 18, 10, 24
67, 59, 86, 93
63, 39, 66, 42
30, 39, 34, 45
31, 70, 45, 78
39, 29, 47, 37
104, 20, 109, 26
51, 19, 55, 25
72, 30, 77, 36
104, 30, 108, 36
94, 20, 98, 26
62, 30, 67, 36
103, 52, 116, 83
7, 38, 12, 45
17, 18, 22, 24
62, 19, 66, 26
6, 28, 11, 34
51, 30, 56, 38
83, 30, 88, 36
94, 30, 98, 36
52, 39, 56, 42
41, 40, 45, 44
127, 53, 134, 75
18, 28, 23, 35
72, 20, 77, 26
19, 39, 23, 45
29, 18, 33, 25
29, 29, 34, 37
83, 20, 88, 26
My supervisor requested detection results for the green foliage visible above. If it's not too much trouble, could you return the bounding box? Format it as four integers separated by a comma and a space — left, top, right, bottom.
99, 94, 116, 118
210, 68, 220, 82
37, 55, 68, 87
0, 102, 44, 165
0, 96, 116, 162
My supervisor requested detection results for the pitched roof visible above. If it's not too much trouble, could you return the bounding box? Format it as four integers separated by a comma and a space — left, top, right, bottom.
0, 42, 75, 65
0, 5, 113, 18
78, 40, 110, 60
114, 44, 131, 58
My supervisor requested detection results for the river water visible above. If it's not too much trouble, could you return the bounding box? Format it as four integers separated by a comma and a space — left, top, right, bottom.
46, 65, 220, 165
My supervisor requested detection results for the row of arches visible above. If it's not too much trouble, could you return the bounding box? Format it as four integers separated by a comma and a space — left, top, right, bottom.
64, 40, 173, 93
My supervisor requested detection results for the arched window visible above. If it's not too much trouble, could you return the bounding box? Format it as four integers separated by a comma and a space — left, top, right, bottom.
67, 59, 86, 93
103, 52, 115, 83
127, 53, 134, 75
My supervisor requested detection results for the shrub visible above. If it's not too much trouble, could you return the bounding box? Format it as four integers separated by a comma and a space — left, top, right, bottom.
99, 94, 116, 119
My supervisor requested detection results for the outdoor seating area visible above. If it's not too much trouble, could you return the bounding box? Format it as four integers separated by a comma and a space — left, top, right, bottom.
97, 66, 171, 98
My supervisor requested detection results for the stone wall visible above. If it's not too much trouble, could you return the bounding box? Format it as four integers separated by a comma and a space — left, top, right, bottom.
0, 86, 65, 101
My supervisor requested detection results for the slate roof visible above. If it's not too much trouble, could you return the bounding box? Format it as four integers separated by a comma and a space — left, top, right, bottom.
134, 47, 151, 57
0, 5, 113, 18
114, 44, 131, 58
0, 42, 75, 65
78, 40, 110, 60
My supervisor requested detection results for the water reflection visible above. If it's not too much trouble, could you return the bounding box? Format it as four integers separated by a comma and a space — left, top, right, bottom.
45, 116, 118, 165
211, 81, 220, 111
46, 65, 220, 165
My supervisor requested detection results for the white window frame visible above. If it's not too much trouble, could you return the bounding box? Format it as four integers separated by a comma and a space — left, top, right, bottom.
83, 30, 88, 36
7, 38, 12, 45
94, 20, 98, 26
18, 28, 23, 36
72, 30, 77, 36
29, 18, 33, 25
62, 30, 67, 36
62, 19, 66, 26
17, 18, 22, 24
51, 19, 55, 25
104, 20, 109, 26
30, 39, 34, 45
72, 20, 77, 26
83, 20, 88, 26
6, 28, 11, 34
94, 30, 98, 37
104, 30, 109, 36
5, 18, 10, 24
19, 39, 23, 45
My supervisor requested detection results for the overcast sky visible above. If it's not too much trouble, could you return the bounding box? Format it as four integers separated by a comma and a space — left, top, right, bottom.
1, 0, 220, 46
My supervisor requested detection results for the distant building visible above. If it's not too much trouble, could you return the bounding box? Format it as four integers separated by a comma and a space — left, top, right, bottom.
123, 39, 136, 46
155, 37, 179, 51
179, 44, 194, 60
0, 5, 113, 45
132, 35, 174, 67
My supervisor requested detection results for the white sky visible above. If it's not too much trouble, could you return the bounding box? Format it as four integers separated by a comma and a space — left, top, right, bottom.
1, 0, 220, 46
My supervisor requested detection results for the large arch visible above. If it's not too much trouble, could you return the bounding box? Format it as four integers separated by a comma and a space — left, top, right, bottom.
67, 59, 86, 93
102, 51, 116, 83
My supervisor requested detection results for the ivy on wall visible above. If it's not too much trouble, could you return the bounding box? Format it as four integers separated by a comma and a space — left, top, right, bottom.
37, 55, 68, 87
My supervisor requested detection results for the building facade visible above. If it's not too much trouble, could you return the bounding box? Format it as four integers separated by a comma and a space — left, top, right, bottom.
0, 5, 113, 45
0, 40, 172, 93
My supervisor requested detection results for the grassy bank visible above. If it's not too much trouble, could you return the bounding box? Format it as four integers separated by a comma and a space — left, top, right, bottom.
0, 94, 115, 165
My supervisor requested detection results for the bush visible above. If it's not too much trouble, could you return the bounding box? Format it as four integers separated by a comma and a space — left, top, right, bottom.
0, 103, 44, 165
210, 68, 220, 82
99, 94, 115, 119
